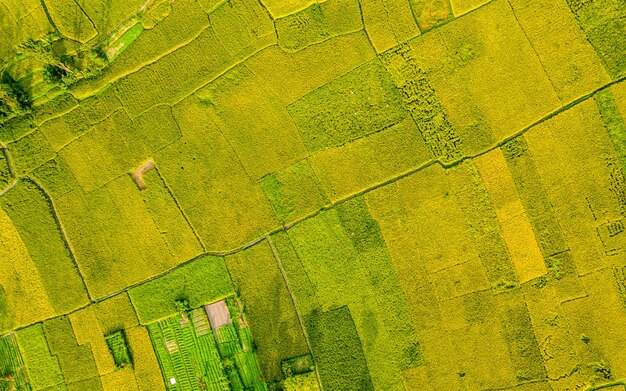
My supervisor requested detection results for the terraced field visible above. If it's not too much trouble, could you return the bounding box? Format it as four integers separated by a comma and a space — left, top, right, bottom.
1, 0, 626, 390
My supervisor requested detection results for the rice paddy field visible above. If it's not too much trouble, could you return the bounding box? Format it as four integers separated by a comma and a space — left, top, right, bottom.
0, 0, 625, 390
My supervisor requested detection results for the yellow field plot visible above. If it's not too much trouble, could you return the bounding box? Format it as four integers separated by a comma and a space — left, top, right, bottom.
525, 99, 623, 275
0, 0, 53, 58
309, 116, 431, 202
140, 169, 204, 262
38, 107, 90, 151
260, 0, 316, 18
364, 166, 478, 330
209, 0, 275, 60
521, 283, 586, 388
75, 0, 145, 38
475, 149, 546, 283
452, 319, 517, 389
409, 0, 560, 144
58, 109, 137, 192
580, 270, 626, 379
125, 326, 165, 391
155, 96, 277, 251
274, 0, 362, 52
409, 0, 453, 31
245, 31, 376, 104
45, 0, 98, 43
402, 329, 462, 390
359, 0, 420, 53
95, 293, 139, 334
429, 258, 490, 300
450, 0, 491, 16
101, 367, 138, 391
0, 208, 54, 329
68, 307, 117, 375
560, 291, 623, 388
508, 0, 610, 103
197, 66, 308, 180
55, 177, 176, 299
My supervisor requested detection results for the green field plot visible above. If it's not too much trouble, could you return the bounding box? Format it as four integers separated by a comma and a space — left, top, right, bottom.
566, 0, 626, 78
306, 306, 373, 391
128, 254, 234, 324
288, 59, 407, 153
0, 333, 31, 390
15, 323, 65, 390
147, 297, 267, 390
260, 159, 329, 223
105, 331, 132, 369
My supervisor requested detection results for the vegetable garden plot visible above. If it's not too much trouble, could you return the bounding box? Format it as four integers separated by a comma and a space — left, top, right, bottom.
147, 297, 267, 390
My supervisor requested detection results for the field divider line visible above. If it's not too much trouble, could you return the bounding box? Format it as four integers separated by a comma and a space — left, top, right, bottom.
266, 234, 324, 391
24, 176, 94, 302
154, 165, 207, 252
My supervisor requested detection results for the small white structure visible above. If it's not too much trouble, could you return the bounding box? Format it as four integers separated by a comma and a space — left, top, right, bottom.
204, 300, 232, 329
169, 378, 176, 385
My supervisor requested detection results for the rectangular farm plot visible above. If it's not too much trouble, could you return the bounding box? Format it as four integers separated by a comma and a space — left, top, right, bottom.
128, 254, 234, 324
309, 116, 431, 201
260, 158, 329, 224
55, 176, 177, 299
525, 99, 625, 275
225, 241, 309, 381
245, 31, 376, 105
0, 333, 31, 390
305, 306, 373, 391
156, 96, 277, 251
196, 65, 308, 180
0, 207, 55, 330
567, 0, 626, 79
450, 0, 492, 16
475, 149, 547, 283
409, 0, 560, 144
0, 179, 88, 314
361, 0, 420, 53
288, 58, 408, 153
15, 324, 65, 390
508, 0, 611, 103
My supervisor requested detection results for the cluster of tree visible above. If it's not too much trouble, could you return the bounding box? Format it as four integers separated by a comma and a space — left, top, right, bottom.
0, 33, 108, 124
18, 33, 108, 87
0, 71, 30, 125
